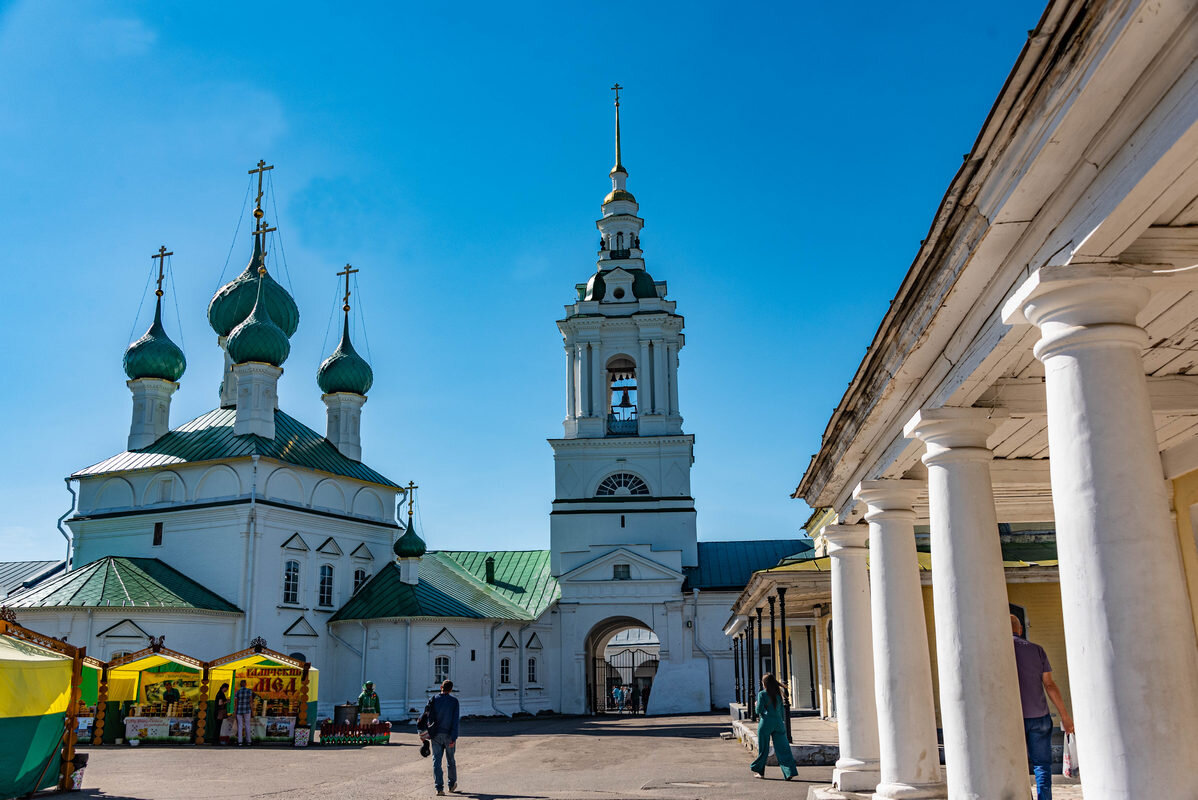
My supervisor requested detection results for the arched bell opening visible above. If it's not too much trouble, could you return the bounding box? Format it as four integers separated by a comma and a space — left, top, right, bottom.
606, 355, 638, 436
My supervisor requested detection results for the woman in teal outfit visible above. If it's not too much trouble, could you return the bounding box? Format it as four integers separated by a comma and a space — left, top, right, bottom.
750, 673, 797, 780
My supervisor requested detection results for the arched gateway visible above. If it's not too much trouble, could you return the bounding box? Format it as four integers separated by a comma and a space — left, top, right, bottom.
585, 617, 660, 713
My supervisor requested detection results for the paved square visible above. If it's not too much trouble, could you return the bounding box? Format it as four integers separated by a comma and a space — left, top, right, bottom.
77, 714, 832, 800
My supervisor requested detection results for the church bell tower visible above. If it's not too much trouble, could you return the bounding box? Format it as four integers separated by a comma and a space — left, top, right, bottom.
548, 86, 696, 576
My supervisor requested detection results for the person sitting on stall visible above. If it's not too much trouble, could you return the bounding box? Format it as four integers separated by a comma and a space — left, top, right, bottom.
357, 680, 381, 723
161, 681, 181, 713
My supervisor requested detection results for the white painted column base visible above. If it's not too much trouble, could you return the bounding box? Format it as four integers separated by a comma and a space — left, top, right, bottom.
233, 362, 282, 439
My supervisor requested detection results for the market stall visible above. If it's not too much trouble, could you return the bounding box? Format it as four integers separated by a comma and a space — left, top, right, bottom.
208, 639, 317, 745
0, 611, 84, 796
98, 639, 208, 745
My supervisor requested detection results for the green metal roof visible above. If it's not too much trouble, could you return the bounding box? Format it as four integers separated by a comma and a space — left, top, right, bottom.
331, 550, 560, 622
437, 550, 560, 618
72, 407, 398, 488
5, 557, 241, 612
684, 539, 811, 591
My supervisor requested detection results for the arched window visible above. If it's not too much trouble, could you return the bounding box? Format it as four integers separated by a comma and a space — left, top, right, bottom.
596, 473, 649, 496
616, 232, 624, 250
319, 564, 334, 607
289, 652, 307, 662
283, 560, 300, 605
500, 657, 511, 685
527, 657, 538, 684
353, 568, 368, 594
434, 655, 451, 685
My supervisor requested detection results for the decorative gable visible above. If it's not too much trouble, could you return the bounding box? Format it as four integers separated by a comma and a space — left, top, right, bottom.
558, 547, 685, 584
497, 631, 517, 649
96, 618, 152, 641
316, 537, 343, 556
351, 543, 374, 561
427, 627, 459, 647
283, 616, 319, 637
281, 533, 310, 552
526, 632, 543, 650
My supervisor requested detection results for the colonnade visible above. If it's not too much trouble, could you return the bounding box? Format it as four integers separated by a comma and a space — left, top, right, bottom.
822, 276, 1198, 798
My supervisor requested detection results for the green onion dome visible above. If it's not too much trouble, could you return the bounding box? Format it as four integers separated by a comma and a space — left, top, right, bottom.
123, 298, 187, 382
207, 237, 300, 338
393, 526, 426, 558
226, 273, 291, 367
317, 315, 374, 395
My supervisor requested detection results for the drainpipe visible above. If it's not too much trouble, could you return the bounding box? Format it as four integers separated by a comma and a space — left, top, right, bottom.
489, 622, 505, 716
517, 623, 532, 715
403, 620, 412, 719
360, 622, 368, 686
58, 479, 77, 571
691, 589, 716, 709
243, 455, 260, 647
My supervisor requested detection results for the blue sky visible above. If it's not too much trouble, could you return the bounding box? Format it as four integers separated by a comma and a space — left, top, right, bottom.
0, 1, 1046, 562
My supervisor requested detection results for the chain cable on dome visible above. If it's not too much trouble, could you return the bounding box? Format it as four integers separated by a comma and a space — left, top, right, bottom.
127, 255, 158, 346
266, 171, 296, 295
352, 272, 373, 363
213, 175, 253, 292
166, 253, 185, 353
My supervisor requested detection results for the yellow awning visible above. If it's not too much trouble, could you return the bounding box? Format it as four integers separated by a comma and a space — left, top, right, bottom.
0, 635, 72, 717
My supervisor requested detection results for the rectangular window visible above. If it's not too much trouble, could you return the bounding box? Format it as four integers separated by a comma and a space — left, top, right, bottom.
527, 657, 537, 684
434, 655, 451, 685
613, 564, 631, 580
152, 522, 163, 547
500, 658, 511, 684
319, 565, 334, 607
283, 561, 300, 605
353, 569, 368, 594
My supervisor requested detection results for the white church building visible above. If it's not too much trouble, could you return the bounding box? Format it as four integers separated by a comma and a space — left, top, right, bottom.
4, 95, 807, 720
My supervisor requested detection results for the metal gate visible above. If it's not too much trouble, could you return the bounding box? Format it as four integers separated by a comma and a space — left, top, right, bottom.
590, 648, 659, 714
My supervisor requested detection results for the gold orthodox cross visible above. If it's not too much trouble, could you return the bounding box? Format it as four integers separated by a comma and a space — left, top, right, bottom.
337, 263, 359, 312
151, 245, 173, 297
406, 480, 418, 520
611, 82, 622, 106
248, 159, 274, 219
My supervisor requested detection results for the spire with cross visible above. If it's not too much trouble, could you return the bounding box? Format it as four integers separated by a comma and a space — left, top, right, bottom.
611, 83, 625, 175
337, 263, 359, 313
151, 245, 173, 298
248, 159, 277, 252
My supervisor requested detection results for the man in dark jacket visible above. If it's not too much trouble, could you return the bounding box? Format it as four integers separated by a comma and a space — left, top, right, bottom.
428, 680, 460, 795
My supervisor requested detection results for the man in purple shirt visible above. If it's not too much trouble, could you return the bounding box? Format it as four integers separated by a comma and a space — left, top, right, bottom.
1012, 614, 1074, 800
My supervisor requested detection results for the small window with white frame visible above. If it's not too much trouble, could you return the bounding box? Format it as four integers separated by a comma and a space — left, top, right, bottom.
434, 655, 451, 685
613, 563, 631, 580
500, 657, 511, 684
353, 568, 368, 594
318, 564, 334, 607
283, 560, 300, 605
528, 656, 538, 684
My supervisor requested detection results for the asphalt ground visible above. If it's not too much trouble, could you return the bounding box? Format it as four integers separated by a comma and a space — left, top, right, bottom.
75, 713, 831, 800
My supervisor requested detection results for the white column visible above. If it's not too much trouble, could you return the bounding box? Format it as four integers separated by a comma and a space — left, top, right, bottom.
322, 392, 367, 461
652, 339, 667, 415
591, 343, 604, 417
1004, 275, 1198, 798
638, 338, 652, 412
127, 378, 178, 450
565, 346, 576, 419
854, 480, 946, 800
904, 408, 1027, 799
233, 362, 282, 439
823, 524, 881, 792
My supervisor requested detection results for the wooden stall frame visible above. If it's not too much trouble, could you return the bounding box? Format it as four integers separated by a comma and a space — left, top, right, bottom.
0, 611, 84, 792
